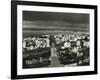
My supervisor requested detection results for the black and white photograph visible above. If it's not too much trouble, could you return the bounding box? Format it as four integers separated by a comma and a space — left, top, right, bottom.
11, 1, 97, 79
22, 11, 90, 69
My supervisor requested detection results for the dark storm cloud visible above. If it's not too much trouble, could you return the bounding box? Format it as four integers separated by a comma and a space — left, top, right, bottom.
22, 11, 89, 32
23, 11, 89, 24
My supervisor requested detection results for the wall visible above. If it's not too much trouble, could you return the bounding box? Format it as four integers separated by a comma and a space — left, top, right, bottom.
0, 0, 99, 80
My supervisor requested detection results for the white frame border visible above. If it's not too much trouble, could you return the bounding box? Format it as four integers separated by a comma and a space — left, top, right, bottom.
17, 5, 95, 75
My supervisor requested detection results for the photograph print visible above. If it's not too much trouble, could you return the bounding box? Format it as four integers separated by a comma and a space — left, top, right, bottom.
22, 11, 90, 69
11, 1, 97, 79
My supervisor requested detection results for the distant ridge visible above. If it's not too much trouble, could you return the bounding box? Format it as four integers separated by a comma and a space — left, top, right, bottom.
23, 28, 89, 32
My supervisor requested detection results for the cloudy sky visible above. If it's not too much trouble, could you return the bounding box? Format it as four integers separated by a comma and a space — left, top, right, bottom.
22, 11, 89, 32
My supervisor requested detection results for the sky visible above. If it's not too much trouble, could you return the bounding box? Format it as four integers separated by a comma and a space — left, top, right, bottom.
23, 11, 89, 32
